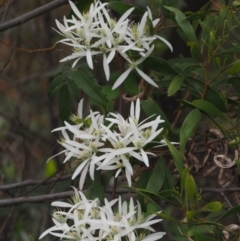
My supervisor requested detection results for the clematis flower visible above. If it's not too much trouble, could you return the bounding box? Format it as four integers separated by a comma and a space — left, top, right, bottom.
40, 189, 165, 241
49, 98, 172, 190
112, 45, 157, 89
54, 0, 173, 85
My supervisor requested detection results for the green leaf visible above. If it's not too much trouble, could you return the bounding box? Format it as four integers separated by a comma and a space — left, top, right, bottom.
218, 4, 228, 26
161, 167, 174, 190
163, 136, 183, 174
168, 64, 201, 96
217, 47, 240, 55
185, 173, 197, 207
127, 186, 160, 211
194, 233, 216, 241
141, 99, 171, 130
157, 190, 183, 206
68, 81, 79, 101
189, 42, 204, 62
226, 61, 240, 74
147, 202, 159, 215
182, 100, 228, 136
44, 160, 57, 178
165, 6, 198, 44
186, 210, 195, 221
192, 99, 226, 118
108, 1, 144, 15
200, 14, 217, 45
102, 85, 119, 101
144, 57, 178, 75
75, 0, 93, 12
48, 75, 66, 97
179, 109, 201, 153
180, 168, 189, 194
59, 85, 71, 121
72, 69, 108, 107
203, 201, 222, 212
157, 212, 180, 223
146, 158, 165, 193
185, 77, 227, 112
217, 205, 240, 221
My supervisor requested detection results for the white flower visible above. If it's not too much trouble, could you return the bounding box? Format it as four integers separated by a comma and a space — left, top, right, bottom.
40, 188, 165, 241
55, 0, 173, 85
112, 45, 157, 89
49, 99, 107, 190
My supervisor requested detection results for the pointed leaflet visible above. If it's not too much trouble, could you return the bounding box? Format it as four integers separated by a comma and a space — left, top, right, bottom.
146, 158, 165, 193
68, 81, 79, 101
189, 42, 204, 62
194, 233, 218, 241
48, 75, 66, 97
216, 205, 240, 221
192, 99, 226, 119
72, 69, 108, 107
144, 57, 178, 75
185, 77, 227, 112
225, 61, 240, 74
165, 6, 198, 44
163, 136, 183, 174
203, 201, 222, 212
184, 173, 197, 210
179, 109, 201, 154
168, 64, 201, 96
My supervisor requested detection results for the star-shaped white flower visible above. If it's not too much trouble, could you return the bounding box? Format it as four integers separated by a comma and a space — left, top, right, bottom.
112, 45, 157, 89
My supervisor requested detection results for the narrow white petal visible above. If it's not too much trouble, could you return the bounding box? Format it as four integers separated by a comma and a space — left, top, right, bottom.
130, 100, 134, 119
136, 67, 158, 87
135, 98, 140, 121
86, 49, 94, 69
112, 67, 132, 89
78, 99, 84, 118
147, 6, 153, 20
107, 49, 116, 64
141, 148, 149, 166
152, 18, 160, 27
142, 232, 166, 241
79, 162, 90, 190
136, 45, 155, 64
114, 7, 135, 31
69, 1, 84, 22
72, 159, 89, 179
103, 54, 110, 80
138, 11, 148, 36
156, 35, 173, 52
51, 201, 72, 208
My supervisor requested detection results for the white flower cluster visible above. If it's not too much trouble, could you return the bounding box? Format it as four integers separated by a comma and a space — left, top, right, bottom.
55, 0, 172, 89
51, 98, 166, 190
39, 188, 165, 241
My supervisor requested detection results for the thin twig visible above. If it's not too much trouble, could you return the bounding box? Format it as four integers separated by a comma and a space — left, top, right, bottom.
0, 174, 72, 191
201, 187, 240, 193
0, 0, 77, 32
0, 188, 130, 207
0, 191, 74, 207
